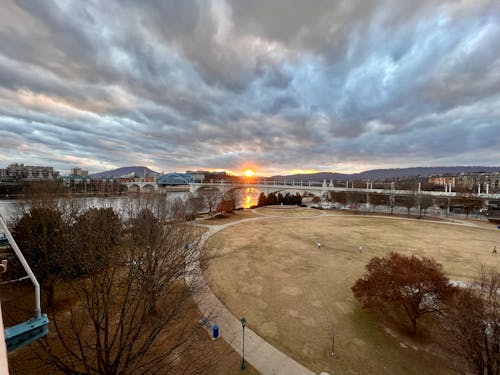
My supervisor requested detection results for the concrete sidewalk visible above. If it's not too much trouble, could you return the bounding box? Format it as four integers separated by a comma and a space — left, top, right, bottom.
192, 223, 315, 375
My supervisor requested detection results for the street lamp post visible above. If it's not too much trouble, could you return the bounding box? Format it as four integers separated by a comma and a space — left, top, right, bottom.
331, 330, 336, 357
241, 317, 247, 370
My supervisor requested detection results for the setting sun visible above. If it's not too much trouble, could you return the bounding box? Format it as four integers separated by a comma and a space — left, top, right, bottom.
244, 169, 255, 178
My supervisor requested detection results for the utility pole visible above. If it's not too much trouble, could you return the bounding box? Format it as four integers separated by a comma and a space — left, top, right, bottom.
240, 317, 247, 370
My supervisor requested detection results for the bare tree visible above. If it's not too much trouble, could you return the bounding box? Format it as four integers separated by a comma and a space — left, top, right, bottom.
11, 206, 68, 307
331, 191, 349, 208
223, 186, 241, 214
452, 195, 484, 219
32, 197, 212, 375
198, 188, 222, 218
349, 191, 367, 213
435, 197, 451, 216
443, 269, 500, 375
368, 192, 389, 213
418, 195, 433, 217
185, 195, 204, 219
352, 252, 454, 334
395, 194, 417, 216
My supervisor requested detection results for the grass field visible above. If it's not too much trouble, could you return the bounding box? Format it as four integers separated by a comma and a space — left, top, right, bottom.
198, 209, 258, 225
203, 209, 500, 374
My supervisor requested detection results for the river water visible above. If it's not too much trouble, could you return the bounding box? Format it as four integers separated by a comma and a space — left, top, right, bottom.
0, 188, 261, 222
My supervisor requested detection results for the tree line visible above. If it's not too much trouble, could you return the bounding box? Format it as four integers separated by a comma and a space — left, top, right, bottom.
330, 190, 484, 217
256, 192, 303, 207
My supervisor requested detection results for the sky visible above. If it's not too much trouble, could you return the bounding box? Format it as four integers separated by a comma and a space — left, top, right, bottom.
0, 0, 499, 176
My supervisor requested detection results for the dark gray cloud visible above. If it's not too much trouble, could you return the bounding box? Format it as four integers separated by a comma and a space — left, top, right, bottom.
0, 0, 499, 175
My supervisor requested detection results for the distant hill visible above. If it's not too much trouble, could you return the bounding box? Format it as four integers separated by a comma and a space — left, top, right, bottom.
270, 166, 500, 182
90, 166, 160, 179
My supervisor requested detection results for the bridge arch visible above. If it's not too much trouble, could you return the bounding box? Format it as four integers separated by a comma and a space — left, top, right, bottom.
141, 184, 156, 193
192, 185, 225, 199
128, 184, 140, 192
157, 173, 193, 186
261, 188, 321, 198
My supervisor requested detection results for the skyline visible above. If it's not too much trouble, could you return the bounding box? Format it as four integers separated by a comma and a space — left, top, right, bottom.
1, 1, 500, 176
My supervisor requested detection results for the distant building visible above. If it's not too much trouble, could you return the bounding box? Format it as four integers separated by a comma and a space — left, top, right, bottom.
1, 163, 60, 181
427, 176, 455, 187
62, 175, 92, 186
187, 170, 238, 183
456, 172, 500, 191
70, 167, 89, 177
185, 171, 205, 183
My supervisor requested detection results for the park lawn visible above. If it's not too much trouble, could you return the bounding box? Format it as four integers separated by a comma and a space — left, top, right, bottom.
199, 209, 258, 225
254, 206, 323, 217
204, 215, 500, 374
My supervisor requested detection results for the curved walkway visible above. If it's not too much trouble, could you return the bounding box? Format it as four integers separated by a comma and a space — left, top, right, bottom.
192, 218, 315, 375
191, 210, 492, 375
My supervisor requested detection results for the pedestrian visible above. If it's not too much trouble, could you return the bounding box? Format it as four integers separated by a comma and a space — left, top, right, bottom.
493, 246, 497, 255
358, 245, 363, 253
315, 241, 322, 249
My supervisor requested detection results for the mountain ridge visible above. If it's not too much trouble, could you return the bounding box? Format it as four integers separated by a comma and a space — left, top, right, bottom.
270, 166, 500, 181
90, 165, 500, 181
90, 166, 160, 178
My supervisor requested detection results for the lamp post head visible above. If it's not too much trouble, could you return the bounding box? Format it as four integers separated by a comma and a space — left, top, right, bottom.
240, 317, 246, 328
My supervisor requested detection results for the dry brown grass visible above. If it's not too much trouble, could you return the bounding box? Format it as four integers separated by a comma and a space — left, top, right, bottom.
204, 215, 500, 375
254, 206, 323, 217
198, 209, 258, 225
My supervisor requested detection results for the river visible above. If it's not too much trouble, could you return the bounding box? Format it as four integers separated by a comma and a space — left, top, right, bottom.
0, 188, 262, 221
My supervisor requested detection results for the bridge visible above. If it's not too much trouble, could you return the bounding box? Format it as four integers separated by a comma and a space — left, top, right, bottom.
120, 173, 195, 192
119, 176, 500, 201
121, 181, 157, 192
189, 179, 500, 200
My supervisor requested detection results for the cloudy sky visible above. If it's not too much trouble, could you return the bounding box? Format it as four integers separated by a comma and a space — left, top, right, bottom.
0, 0, 499, 175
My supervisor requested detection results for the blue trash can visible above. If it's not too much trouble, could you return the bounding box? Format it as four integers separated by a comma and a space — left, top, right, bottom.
213, 325, 219, 339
